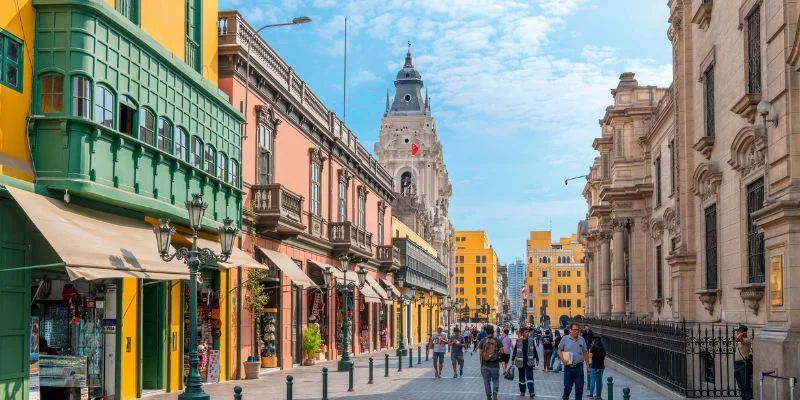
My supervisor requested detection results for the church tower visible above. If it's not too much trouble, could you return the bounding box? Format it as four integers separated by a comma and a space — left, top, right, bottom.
375, 46, 455, 294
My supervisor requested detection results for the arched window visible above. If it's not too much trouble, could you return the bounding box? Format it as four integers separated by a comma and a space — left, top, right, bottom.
228, 158, 238, 186
40, 74, 64, 113
139, 108, 155, 146
119, 95, 136, 136
174, 128, 189, 161
157, 118, 172, 152
204, 144, 215, 174
72, 76, 90, 118
400, 171, 413, 195
566, 256, 571, 263
93, 85, 114, 127
190, 136, 202, 167
217, 152, 227, 180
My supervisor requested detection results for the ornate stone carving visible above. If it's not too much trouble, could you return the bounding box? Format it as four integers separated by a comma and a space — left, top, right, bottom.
696, 289, 719, 315
663, 207, 679, 235
649, 218, 664, 240
337, 168, 352, 184
728, 126, 766, 176
692, 136, 715, 159
357, 184, 369, 197
611, 218, 629, 232
691, 162, 722, 202
734, 283, 765, 315
309, 147, 327, 165
652, 298, 664, 313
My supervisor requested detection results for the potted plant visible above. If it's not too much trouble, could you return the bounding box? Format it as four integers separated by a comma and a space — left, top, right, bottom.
302, 325, 322, 366
243, 267, 270, 378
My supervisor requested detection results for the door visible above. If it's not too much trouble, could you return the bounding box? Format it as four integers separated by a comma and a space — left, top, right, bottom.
291, 285, 302, 365
142, 282, 166, 389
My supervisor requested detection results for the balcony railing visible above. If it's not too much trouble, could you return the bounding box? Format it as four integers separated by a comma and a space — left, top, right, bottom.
328, 221, 373, 256
376, 245, 400, 271
251, 184, 305, 236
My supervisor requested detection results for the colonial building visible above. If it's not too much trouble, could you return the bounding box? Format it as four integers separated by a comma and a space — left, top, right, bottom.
375, 47, 455, 300
507, 258, 526, 320
454, 230, 499, 322
526, 232, 585, 327
580, 1, 800, 396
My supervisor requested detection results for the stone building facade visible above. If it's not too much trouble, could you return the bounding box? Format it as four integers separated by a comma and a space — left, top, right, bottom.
580, 1, 800, 396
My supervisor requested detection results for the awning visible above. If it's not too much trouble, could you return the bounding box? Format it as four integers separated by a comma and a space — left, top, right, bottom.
358, 281, 382, 304
307, 260, 380, 303
364, 275, 390, 304
182, 236, 265, 270
5, 187, 189, 281
380, 278, 401, 298
257, 247, 316, 289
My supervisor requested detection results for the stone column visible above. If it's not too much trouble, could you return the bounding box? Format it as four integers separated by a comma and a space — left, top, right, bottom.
599, 233, 612, 317
611, 220, 626, 317
585, 251, 595, 317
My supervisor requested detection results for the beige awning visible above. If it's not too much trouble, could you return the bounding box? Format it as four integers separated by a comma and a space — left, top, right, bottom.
184, 236, 265, 270
257, 247, 316, 289
380, 278, 401, 298
307, 260, 380, 303
358, 281, 382, 304
365, 275, 390, 304
6, 187, 190, 281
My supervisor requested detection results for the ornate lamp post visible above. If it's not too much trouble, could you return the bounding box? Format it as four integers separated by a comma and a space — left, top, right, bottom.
420, 287, 435, 341
392, 268, 414, 356
322, 255, 367, 372
153, 194, 237, 400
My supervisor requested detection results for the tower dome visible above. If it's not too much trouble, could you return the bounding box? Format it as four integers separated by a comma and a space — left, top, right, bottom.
389, 45, 426, 116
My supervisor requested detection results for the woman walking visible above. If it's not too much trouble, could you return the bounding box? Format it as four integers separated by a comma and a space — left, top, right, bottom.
587, 336, 606, 399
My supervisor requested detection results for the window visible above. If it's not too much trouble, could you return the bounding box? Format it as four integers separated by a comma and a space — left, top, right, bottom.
72, 76, 90, 118
747, 178, 765, 283
601, 153, 610, 178
337, 179, 347, 221
746, 6, 761, 94
377, 206, 385, 245
310, 158, 321, 216
116, 0, 139, 24
670, 139, 677, 194
204, 144, 215, 174
482, 266, 486, 274
459, 256, 464, 263
577, 285, 581, 293
358, 188, 366, 227
190, 136, 202, 167
139, 108, 156, 146
217, 152, 227, 180
614, 129, 623, 158
229, 159, 239, 186
705, 204, 718, 289
656, 245, 663, 299
257, 124, 272, 184
93, 86, 114, 127
119, 95, 135, 136
185, 0, 201, 72
655, 156, 662, 206
475, 256, 480, 263
475, 266, 480, 274
481, 277, 486, 284
541, 284, 548, 294
175, 128, 189, 161
704, 66, 715, 137
577, 299, 582, 307
542, 270, 548, 278
476, 288, 481, 295
400, 171, 413, 195
475, 277, 480, 284
577, 271, 581, 277
1, 32, 22, 91
158, 118, 172, 153
40, 74, 64, 113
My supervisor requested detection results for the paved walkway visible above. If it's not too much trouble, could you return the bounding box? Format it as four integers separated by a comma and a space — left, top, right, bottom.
148, 344, 667, 400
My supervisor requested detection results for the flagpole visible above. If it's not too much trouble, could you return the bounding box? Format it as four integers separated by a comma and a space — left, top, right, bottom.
343, 16, 347, 124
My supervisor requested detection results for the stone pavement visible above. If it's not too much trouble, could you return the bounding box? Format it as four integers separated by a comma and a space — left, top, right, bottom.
148, 346, 667, 400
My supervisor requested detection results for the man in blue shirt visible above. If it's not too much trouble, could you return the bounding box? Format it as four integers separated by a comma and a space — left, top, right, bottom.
557, 323, 590, 400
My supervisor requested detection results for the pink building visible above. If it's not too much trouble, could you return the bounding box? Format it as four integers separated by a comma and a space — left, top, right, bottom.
217, 11, 402, 374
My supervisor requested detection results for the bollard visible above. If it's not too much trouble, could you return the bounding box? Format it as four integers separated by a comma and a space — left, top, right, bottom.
607, 377, 614, 400
409, 347, 413, 368
286, 376, 293, 400
622, 387, 630, 400
426, 346, 429, 361
368, 357, 374, 384
398, 354, 403, 372
418, 346, 422, 364
233, 386, 242, 400
322, 367, 328, 400
348, 363, 354, 392
385, 354, 390, 377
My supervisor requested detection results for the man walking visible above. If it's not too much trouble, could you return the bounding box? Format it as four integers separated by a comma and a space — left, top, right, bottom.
449, 326, 466, 378
541, 329, 554, 371
429, 326, 448, 378
733, 324, 753, 400
582, 324, 594, 350
479, 324, 504, 400
557, 323, 589, 400
510, 326, 539, 397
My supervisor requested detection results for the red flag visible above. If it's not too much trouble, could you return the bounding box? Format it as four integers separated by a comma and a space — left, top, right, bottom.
411, 142, 419, 156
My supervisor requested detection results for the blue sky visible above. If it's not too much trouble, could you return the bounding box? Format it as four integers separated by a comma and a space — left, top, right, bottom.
218, 0, 673, 263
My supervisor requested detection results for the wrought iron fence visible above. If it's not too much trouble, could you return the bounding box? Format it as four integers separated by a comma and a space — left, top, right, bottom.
573, 317, 747, 398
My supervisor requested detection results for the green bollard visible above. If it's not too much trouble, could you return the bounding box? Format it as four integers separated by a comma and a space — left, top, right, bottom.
418, 346, 422, 364
322, 367, 328, 400
623, 387, 630, 400
398, 354, 403, 372
348, 363, 354, 392
385, 354, 390, 377
409, 347, 413, 368
607, 376, 614, 400
233, 386, 242, 400
286, 375, 293, 400
425, 346, 429, 361
368, 357, 374, 384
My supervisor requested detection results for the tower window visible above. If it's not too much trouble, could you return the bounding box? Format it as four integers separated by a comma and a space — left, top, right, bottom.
404, 94, 411, 101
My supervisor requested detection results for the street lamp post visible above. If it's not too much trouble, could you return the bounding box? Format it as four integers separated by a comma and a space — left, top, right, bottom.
422, 287, 435, 342
392, 269, 414, 356
322, 256, 366, 372
153, 194, 238, 400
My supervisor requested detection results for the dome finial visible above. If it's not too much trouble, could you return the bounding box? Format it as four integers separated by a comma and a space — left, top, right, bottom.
405, 41, 413, 68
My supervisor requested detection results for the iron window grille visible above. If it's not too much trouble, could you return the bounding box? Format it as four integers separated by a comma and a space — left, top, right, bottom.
669, 139, 677, 194
655, 156, 662, 206
704, 204, 718, 289
704, 66, 715, 137
656, 245, 663, 299
746, 178, 765, 283
746, 6, 761, 94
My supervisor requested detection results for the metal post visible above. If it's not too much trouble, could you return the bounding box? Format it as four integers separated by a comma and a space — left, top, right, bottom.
409, 346, 413, 368
233, 386, 242, 400
622, 387, 630, 400
368, 357, 374, 384
398, 354, 402, 372
385, 354, 389, 377
339, 287, 353, 371
418, 345, 422, 364
322, 368, 328, 400
397, 300, 406, 356
348, 363, 354, 392
425, 345, 429, 361
286, 376, 293, 400
607, 377, 614, 400
180, 253, 208, 400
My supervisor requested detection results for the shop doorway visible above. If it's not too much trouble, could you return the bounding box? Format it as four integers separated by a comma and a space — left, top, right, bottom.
291, 285, 302, 365
142, 281, 166, 390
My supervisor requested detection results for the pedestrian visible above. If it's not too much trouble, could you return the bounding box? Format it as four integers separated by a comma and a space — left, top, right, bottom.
428, 325, 448, 378
478, 324, 503, 400
733, 324, 753, 400
472, 327, 480, 353
557, 323, 590, 400
550, 330, 563, 372
587, 336, 606, 399
582, 324, 594, 350
449, 326, 466, 378
464, 326, 472, 355
541, 329, 554, 371
510, 326, 539, 398
500, 327, 513, 370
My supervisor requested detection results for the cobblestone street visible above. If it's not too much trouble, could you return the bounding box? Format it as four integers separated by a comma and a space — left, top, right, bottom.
148, 345, 667, 400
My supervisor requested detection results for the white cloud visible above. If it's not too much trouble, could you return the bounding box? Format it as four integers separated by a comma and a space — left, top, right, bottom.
352, 69, 379, 84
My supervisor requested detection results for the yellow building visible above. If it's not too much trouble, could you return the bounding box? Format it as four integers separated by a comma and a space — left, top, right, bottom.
454, 231, 499, 323
526, 231, 585, 327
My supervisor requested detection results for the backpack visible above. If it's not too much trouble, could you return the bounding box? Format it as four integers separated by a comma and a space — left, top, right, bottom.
542, 336, 552, 347
481, 337, 500, 362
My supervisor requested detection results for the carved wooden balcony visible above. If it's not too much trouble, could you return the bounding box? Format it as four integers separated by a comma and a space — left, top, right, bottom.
328, 221, 373, 259
251, 184, 305, 238
376, 245, 401, 272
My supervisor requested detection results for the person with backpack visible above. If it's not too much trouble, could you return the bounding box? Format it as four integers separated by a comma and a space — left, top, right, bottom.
550, 330, 563, 372
478, 324, 504, 400
541, 329, 554, 371
510, 326, 539, 398
587, 336, 606, 399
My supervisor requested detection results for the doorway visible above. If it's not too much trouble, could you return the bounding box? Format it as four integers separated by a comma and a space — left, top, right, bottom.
142, 281, 166, 390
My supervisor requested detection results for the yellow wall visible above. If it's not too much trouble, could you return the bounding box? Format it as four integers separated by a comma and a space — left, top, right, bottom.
0, 0, 35, 182
168, 281, 182, 392
218, 269, 229, 381
392, 216, 437, 257
140, 1, 185, 63
119, 278, 141, 400
526, 231, 585, 325
201, 0, 218, 84
454, 231, 498, 322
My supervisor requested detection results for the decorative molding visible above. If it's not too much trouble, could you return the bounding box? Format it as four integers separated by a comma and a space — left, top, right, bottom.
730, 93, 761, 123
309, 147, 327, 165
692, 136, 715, 160
728, 126, 766, 176
691, 161, 723, 202
696, 289, 719, 315
357, 184, 369, 197
652, 298, 664, 314
611, 218, 628, 232
337, 168, 352, 184
734, 283, 765, 315
663, 207, 679, 235
649, 218, 664, 240
691, 2, 713, 31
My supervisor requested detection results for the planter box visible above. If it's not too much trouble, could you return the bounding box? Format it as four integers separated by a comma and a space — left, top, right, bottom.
260, 356, 277, 368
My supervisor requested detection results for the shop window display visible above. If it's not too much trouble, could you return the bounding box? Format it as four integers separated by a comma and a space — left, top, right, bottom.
258, 309, 277, 368
307, 290, 327, 360
335, 292, 353, 355
358, 297, 369, 353
183, 270, 222, 384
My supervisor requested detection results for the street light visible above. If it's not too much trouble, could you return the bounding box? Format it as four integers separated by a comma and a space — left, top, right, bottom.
153, 193, 237, 400
392, 268, 413, 356
325, 255, 366, 372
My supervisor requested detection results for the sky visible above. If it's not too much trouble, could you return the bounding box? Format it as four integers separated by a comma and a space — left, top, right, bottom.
218, 0, 674, 264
